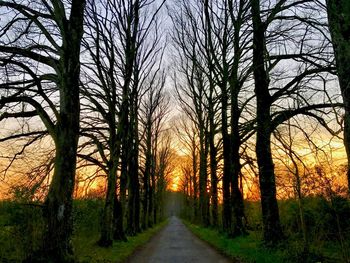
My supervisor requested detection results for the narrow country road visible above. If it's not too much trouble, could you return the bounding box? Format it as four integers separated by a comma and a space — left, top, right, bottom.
126, 216, 234, 263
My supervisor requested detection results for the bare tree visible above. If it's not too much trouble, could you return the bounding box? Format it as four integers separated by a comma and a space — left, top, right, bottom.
155, 131, 174, 220
326, 0, 350, 192
250, 0, 341, 244
174, 115, 200, 221
273, 119, 310, 252
170, 0, 253, 234
139, 72, 169, 228
80, 0, 166, 243
170, 1, 211, 224
80, 0, 128, 246
0, 1, 85, 261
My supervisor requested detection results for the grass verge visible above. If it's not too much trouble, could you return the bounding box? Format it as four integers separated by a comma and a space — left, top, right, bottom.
183, 221, 285, 263
183, 221, 343, 263
74, 220, 168, 263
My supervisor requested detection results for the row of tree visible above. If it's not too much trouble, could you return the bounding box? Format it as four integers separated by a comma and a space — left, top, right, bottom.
0, 0, 172, 262
172, 0, 349, 246
1, 0, 350, 260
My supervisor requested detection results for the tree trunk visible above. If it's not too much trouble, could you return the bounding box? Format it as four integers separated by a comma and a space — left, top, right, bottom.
222, 96, 232, 234
295, 167, 308, 253
150, 156, 156, 225
44, 136, 78, 262
204, 131, 210, 224
148, 184, 154, 226
99, 108, 120, 246
152, 173, 157, 224
113, 194, 127, 241
127, 96, 141, 235
192, 139, 199, 222
202, 0, 231, 231
208, 111, 218, 226
230, 128, 246, 236
98, 166, 117, 247
251, 0, 283, 245
220, 38, 233, 236
326, 0, 350, 192
199, 122, 209, 226
43, 2, 85, 261
230, 95, 246, 236
118, 88, 130, 240
127, 147, 139, 235
229, 28, 246, 236
120, 145, 128, 236
142, 170, 150, 230
149, 144, 156, 226
142, 125, 152, 229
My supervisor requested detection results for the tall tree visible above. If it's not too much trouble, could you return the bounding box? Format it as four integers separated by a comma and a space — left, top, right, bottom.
140, 73, 169, 228
251, 0, 283, 244
80, 0, 165, 241
0, 0, 86, 261
124, 0, 166, 235
326, 0, 350, 191
175, 116, 200, 221
170, 2, 211, 225
173, 0, 251, 234
250, 0, 339, 244
81, 0, 127, 246
155, 132, 174, 220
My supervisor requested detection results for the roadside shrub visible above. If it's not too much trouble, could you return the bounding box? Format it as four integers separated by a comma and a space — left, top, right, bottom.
0, 198, 104, 262
282, 242, 324, 263
244, 201, 262, 231
279, 195, 350, 241
0, 201, 44, 261
73, 198, 103, 235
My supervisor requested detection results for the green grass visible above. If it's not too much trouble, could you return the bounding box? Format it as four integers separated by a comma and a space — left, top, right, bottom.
184, 221, 344, 263
74, 220, 168, 263
184, 221, 285, 263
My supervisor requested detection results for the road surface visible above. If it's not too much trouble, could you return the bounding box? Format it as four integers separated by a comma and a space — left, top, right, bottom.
127, 216, 234, 263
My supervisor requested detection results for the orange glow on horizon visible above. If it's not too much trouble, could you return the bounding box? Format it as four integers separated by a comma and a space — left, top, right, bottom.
0, 131, 348, 200
169, 163, 182, 192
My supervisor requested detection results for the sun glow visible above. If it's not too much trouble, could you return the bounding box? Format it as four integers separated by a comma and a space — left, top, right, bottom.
169, 166, 182, 192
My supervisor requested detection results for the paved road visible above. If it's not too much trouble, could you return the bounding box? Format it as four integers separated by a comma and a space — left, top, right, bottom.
126, 216, 233, 263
